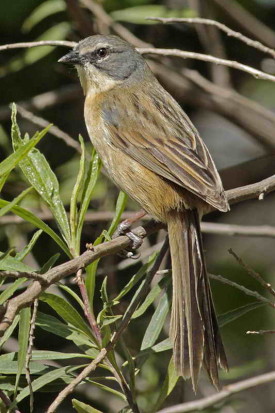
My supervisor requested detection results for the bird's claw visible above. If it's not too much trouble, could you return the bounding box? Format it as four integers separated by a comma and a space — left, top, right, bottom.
113, 220, 143, 259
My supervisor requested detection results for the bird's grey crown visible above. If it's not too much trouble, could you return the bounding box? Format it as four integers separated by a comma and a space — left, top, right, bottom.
75, 35, 146, 81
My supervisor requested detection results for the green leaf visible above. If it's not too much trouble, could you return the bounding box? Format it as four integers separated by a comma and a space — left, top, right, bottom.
218, 302, 266, 328
0, 279, 27, 305
12, 365, 81, 405
72, 399, 103, 413
58, 283, 85, 309
0, 187, 33, 218
70, 135, 86, 254
0, 360, 49, 375
0, 200, 70, 256
31, 350, 92, 361
3, 23, 70, 74
114, 253, 157, 303
107, 191, 128, 237
0, 114, 49, 180
153, 358, 179, 411
16, 229, 43, 261
132, 274, 169, 319
22, 0, 66, 32
12, 122, 70, 244
15, 307, 31, 394
36, 312, 96, 350
0, 315, 20, 349
39, 253, 60, 274
85, 233, 104, 303
76, 151, 101, 248
0, 254, 34, 272
110, 5, 196, 25
151, 338, 172, 353
40, 293, 92, 339
140, 290, 169, 351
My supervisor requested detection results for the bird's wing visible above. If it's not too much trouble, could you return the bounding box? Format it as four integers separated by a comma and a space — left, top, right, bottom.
102, 87, 228, 211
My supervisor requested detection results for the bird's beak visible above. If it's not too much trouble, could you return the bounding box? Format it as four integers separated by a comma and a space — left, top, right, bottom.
58, 50, 81, 65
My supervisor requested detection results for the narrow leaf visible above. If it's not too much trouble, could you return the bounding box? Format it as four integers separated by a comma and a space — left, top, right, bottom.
16, 229, 43, 261
218, 302, 265, 327
76, 151, 101, 247
107, 191, 128, 237
0, 187, 32, 218
40, 293, 92, 338
15, 308, 31, 394
36, 312, 95, 350
0, 200, 70, 256
141, 291, 169, 351
22, 0, 66, 32
70, 135, 86, 254
72, 399, 103, 413
12, 131, 70, 244
153, 358, 179, 411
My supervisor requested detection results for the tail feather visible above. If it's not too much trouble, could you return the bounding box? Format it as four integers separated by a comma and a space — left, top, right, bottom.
167, 209, 227, 391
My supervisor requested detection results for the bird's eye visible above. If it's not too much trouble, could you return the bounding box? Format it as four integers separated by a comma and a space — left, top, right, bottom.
96, 48, 108, 59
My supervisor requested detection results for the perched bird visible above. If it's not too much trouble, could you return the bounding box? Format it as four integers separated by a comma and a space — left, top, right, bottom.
59, 35, 229, 391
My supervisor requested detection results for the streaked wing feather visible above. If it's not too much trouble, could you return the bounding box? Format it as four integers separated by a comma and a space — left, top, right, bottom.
102, 87, 227, 210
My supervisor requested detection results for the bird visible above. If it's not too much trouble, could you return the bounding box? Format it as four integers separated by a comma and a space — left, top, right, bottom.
59, 34, 229, 391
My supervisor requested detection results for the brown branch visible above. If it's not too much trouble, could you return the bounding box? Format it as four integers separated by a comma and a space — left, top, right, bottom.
226, 174, 275, 205
209, 273, 275, 309
139, 48, 275, 83
16, 105, 82, 154
0, 40, 76, 52
75, 268, 101, 342
229, 249, 275, 298
0, 271, 46, 282
149, 17, 275, 59
157, 370, 275, 413
182, 69, 275, 150
46, 347, 108, 413
247, 330, 275, 335
211, 0, 275, 49
202, 222, 275, 238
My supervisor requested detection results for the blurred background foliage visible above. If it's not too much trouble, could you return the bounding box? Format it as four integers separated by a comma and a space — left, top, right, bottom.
1, 0, 275, 412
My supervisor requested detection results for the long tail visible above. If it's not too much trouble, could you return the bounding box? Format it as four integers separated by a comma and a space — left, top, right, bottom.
167, 209, 227, 391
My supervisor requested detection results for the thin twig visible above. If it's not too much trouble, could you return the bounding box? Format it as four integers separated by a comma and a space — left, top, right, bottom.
247, 330, 275, 335
75, 269, 101, 343
209, 274, 275, 309
25, 299, 39, 413
202, 222, 275, 238
148, 17, 275, 59
0, 40, 76, 52
0, 271, 46, 282
0, 390, 21, 413
226, 174, 275, 205
139, 47, 275, 83
212, 0, 275, 49
229, 249, 275, 298
46, 347, 108, 413
17, 105, 82, 154
182, 68, 275, 150
156, 370, 275, 413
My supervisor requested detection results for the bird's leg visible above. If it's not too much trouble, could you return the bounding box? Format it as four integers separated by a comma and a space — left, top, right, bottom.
113, 210, 147, 257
